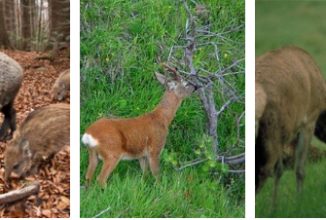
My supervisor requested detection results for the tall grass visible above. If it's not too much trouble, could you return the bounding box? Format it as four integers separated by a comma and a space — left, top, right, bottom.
256, 1, 326, 217
80, 0, 245, 217
255, 159, 326, 218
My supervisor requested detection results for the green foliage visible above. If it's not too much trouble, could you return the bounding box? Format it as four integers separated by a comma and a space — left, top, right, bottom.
80, 0, 244, 217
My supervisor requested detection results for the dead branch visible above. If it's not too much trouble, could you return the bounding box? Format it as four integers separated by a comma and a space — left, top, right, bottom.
217, 153, 245, 165
0, 182, 40, 205
168, 1, 245, 170
92, 206, 111, 218
175, 159, 208, 171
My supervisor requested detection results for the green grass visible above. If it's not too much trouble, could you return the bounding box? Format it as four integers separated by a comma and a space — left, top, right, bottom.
256, 1, 326, 217
256, 0, 326, 78
81, 167, 244, 218
80, 0, 245, 217
255, 160, 326, 218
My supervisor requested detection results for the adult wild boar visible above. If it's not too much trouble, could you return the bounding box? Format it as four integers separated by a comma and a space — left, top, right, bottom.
0, 52, 23, 141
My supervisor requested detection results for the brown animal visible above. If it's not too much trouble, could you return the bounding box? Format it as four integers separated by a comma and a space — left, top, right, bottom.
4, 103, 70, 180
283, 140, 326, 169
52, 69, 70, 101
82, 71, 196, 188
0, 52, 23, 141
255, 46, 326, 207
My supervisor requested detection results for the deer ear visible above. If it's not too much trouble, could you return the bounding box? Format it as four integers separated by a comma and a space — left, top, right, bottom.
22, 139, 32, 158
155, 72, 167, 85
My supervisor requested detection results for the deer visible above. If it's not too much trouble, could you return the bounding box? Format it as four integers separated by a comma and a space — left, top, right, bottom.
255, 45, 326, 208
82, 66, 197, 188
0, 52, 23, 141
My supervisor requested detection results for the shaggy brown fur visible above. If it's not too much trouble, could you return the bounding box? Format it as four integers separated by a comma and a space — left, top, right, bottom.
283, 140, 326, 169
255, 46, 326, 207
82, 72, 196, 188
4, 103, 70, 180
52, 69, 70, 101
0, 52, 23, 141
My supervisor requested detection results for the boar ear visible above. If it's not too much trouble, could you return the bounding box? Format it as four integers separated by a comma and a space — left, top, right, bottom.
22, 139, 32, 158
59, 81, 65, 89
12, 130, 20, 140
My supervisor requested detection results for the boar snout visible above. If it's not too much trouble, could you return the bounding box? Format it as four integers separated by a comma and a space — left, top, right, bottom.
4, 139, 32, 180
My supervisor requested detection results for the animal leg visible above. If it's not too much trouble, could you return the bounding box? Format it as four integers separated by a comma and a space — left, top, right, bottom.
139, 157, 149, 175
85, 148, 99, 186
255, 137, 282, 197
272, 158, 284, 208
97, 155, 120, 189
0, 103, 16, 140
29, 159, 41, 175
295, 125, 313, 195
149, 154, 160, 179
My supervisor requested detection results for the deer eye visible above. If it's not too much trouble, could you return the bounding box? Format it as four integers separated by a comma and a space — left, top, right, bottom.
13, 164, 20, 170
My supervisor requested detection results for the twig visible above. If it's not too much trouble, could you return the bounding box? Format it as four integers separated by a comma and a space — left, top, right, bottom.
92, 206, 111, 218
215, 98, 234, 117
216, 153, 245, 165
0, 182, 40, 205
175, 159, 208, 171
227, 169, 245, 174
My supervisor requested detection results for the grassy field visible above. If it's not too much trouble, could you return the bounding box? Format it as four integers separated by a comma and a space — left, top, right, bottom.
80, 0, 245, 218
255, 159, 326, 217
256, 0, 326, 217
256, 0, 326, 77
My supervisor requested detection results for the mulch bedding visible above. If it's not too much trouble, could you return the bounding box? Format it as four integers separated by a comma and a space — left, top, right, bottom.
0, 49, 70, 218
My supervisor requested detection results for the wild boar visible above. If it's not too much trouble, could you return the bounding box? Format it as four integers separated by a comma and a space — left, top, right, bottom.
0, 52, 23, 141
52, 69, 70, 101
4, 103, 70, 180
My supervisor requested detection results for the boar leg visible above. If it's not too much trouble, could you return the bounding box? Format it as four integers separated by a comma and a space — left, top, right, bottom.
295, 124, 314, 195
29, 159, 41, 175
0, 102, 16, 141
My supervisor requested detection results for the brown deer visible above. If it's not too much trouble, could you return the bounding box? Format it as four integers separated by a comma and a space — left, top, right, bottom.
255, 46, 326, 207
82, 68, 196, 188
0, 52, 23, 141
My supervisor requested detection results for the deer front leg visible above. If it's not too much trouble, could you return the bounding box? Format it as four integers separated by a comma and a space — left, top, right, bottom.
86, 148, 99, 187
149, 153, 160, 181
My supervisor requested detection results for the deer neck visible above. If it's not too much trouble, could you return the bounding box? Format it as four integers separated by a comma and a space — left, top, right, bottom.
151, 90, 183, 128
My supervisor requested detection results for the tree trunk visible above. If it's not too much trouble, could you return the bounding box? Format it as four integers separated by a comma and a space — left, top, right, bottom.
21, 0, 31, 51
49, 0, 70, 54
0, 0, 11, 48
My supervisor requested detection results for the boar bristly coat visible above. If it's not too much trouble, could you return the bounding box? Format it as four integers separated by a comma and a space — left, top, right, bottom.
0, 52, 23, 141
4, 103, 70, 180
52, 69, 70, 101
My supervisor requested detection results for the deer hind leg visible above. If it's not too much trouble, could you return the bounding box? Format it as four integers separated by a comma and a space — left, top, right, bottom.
97, 154, 120, 189
139, 157, 149, 175
272, 158, 284, 208
295, 124, 314, 195
85, 148, 99, 186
